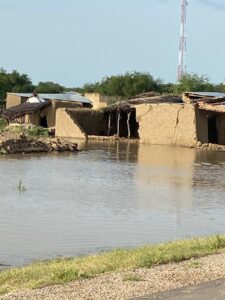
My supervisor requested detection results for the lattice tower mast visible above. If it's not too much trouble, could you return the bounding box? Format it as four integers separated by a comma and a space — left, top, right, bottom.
178, 0, 188, 81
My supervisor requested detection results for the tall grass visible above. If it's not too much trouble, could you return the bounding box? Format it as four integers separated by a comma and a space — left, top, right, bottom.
0, 118, 7, 132
0, 235, 225, 295
1, 124, 49, 137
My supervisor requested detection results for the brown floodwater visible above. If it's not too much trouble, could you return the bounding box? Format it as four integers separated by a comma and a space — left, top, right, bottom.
1, 141, 225, 267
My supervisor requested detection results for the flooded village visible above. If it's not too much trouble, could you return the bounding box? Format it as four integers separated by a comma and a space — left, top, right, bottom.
2, 90, 225, 151
1, 90, 225, 299
1, 0, 225, 299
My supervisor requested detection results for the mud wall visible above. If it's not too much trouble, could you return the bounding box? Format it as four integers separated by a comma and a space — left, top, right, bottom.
218, 114, 225, 145
66, 108, 107, 136
36, 100, 83, 129
85, 93, 107, 110
195, 109, 208, 144
55, 108, 86, 138
6, 94, 22, 109
46, 100, 83, 128
26, 113, 39, 126
195, 109, 225, 145
135, 103, 197, 147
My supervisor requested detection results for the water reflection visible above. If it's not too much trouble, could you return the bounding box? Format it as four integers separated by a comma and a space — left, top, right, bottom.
0, 142, 225, 267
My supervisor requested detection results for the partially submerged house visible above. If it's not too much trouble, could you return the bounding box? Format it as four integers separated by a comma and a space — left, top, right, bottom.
3, 92, 92, 128
3, 90, 225, 148
54, 91, 225, 147
183, 92, 225, 145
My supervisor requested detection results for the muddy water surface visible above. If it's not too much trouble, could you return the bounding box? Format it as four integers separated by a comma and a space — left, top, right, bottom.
1, 142, 225, 267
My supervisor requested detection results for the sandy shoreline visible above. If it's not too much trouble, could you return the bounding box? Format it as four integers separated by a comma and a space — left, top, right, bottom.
1, 252, 225, 300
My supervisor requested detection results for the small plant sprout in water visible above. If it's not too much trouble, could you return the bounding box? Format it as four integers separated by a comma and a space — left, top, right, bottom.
17, 180, 26, 192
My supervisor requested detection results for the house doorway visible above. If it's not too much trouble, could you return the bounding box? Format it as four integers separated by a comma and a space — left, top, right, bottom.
208, 116, 218, 144
39, 116, 48, 128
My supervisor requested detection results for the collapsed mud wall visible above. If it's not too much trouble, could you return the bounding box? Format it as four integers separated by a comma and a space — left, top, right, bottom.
135, 103, 198, 147
55, 108, 107, 138
66, 109, 107, 136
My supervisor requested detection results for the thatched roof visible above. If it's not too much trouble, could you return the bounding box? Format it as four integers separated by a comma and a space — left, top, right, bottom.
2, 101, 51, 121
104, 94, 182, 113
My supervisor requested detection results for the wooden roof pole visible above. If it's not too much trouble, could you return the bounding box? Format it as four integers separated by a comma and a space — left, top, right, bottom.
127, 111, 131, 139
117, 109, 120, 138
107, 113, 112, 136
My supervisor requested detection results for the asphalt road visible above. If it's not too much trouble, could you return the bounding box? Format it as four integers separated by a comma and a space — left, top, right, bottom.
132, 278, 225, 300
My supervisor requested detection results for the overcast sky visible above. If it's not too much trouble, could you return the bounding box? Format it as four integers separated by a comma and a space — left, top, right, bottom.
0, 0, 224, 86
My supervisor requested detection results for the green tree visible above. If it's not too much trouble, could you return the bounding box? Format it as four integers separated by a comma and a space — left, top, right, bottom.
77, 71, 162, 98
35, 81, 64, 93
176, 73, 214, 94
214, 82, 225, 93
159, 83, 176, 94
0, 69, 34, 101
9, 70, 34, 93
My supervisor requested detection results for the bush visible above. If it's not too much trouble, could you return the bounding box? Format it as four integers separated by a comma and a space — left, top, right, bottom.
26, 126, 49, 137
0, 118, 7, 131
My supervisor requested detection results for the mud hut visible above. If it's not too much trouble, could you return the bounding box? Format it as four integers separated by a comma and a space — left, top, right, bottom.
54, 91, 225, 148
3, 92, 93, 129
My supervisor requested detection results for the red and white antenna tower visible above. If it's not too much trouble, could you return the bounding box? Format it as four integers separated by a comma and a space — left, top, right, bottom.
178, 0, 188, 81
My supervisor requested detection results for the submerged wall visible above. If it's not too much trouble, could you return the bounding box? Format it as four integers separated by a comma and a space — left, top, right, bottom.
135, 103, 198, 147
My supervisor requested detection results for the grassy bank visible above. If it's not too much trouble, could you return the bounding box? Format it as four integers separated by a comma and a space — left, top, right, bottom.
1, 235, 225, 295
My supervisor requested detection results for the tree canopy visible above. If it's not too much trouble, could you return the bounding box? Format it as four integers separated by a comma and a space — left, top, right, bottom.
0, 69, 34, 100
1, 68, 225, 104
77, 71, 163, 98
176, 73, 215, 94
35, 81, 64, 94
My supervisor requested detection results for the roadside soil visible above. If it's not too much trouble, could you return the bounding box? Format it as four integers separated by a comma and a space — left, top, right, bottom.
1, 252, 225, 300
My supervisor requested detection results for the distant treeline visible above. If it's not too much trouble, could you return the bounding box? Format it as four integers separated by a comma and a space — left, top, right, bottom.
73, 72, 225, 98
0, 68, 64, 102
1, 68, 225, 103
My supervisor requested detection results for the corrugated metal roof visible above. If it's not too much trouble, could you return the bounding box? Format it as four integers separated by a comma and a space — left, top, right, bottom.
9, 92, 92, 104
186, 92, 225, 98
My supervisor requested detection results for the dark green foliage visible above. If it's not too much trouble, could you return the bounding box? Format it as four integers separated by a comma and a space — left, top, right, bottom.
0, 69, 65, 101
26, 126, 49, 137
75, 71, 163, 98
0, 68, 34, 100
35, 81, 64, 94
0, 118, 7, 131
160, 83, 177, 94
214, 83, 225, 93
176, 73, 215, 94
74, 72, 223, 98
1, 66, 225, 102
